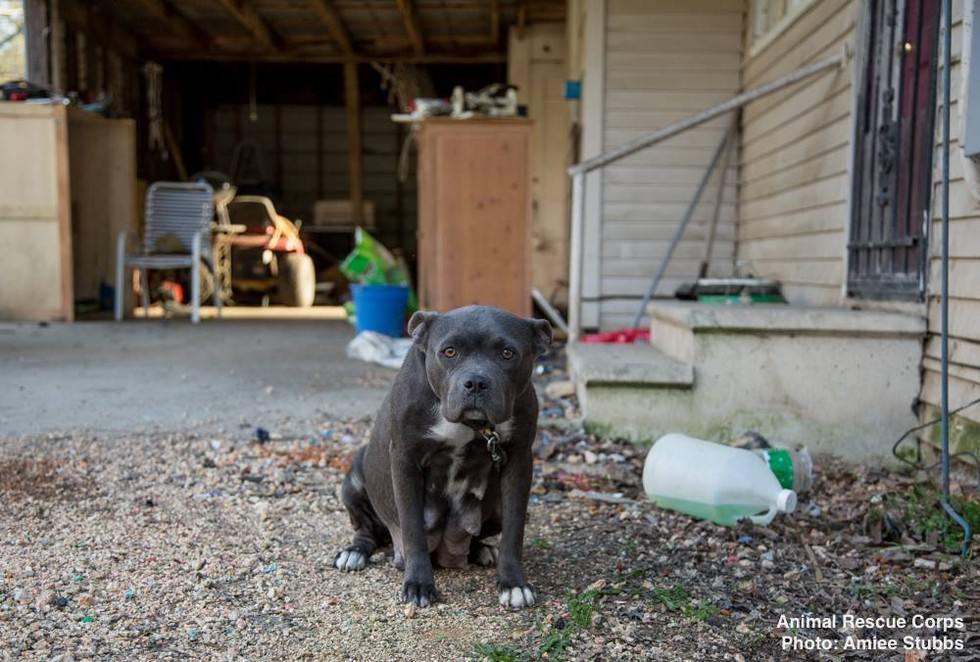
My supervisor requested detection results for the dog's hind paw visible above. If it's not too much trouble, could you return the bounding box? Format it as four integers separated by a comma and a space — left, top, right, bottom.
498, 584, 536, 609
334, 549, 368, 572
471, 543, 498, 567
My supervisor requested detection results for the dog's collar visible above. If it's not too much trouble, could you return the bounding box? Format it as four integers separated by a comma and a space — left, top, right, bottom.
478, 426, 505, 466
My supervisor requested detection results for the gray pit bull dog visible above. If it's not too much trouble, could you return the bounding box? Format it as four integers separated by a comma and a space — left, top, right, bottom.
334, 305, 552, 609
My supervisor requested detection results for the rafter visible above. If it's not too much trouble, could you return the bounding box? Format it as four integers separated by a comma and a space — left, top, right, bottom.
213, 0, 281, 51
309, 0, 353, 56
135, 0, 212, 49
395, 0, 424, 56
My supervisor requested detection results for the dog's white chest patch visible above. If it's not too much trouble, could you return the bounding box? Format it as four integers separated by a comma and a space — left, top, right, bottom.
426, 416, 515, 446
427, 416, 514, 506
427, 418, 476, 446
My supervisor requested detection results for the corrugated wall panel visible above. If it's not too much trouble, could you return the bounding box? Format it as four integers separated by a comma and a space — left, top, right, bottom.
210, 105, 416, 254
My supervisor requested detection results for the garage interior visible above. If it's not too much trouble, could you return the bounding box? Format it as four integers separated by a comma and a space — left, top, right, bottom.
5, 0, 569, 321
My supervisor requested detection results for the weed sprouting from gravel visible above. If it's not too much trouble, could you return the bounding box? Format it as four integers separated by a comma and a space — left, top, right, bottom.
473, 587, 601, 661
527, 537, 552, 550
652, 584, 719, 622
473, 642, 523, 662
567, 588, 599, 628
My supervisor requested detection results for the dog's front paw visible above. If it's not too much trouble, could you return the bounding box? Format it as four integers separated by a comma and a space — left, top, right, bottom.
497, 583, 536, 609
334, 548, 369, 572
402, 578, 437, 607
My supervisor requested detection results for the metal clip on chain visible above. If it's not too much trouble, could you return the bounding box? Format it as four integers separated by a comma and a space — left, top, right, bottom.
480, 427, 503, 464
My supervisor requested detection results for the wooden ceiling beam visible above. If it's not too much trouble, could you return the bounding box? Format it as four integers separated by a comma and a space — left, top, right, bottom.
371, 34, 496, 49
309, 0, 354, 56
395, 0, 425, 56
336, 1, 502, 8
134, 0, 212, 50
213, 0, 281, 51
152, 49, 505, 64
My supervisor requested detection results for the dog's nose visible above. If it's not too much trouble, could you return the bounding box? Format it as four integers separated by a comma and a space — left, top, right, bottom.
463, 375, 489, 393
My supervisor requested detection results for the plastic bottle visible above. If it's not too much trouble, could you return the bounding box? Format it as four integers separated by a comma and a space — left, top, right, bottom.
642, 433, 797, 526
755, 447, 813, 493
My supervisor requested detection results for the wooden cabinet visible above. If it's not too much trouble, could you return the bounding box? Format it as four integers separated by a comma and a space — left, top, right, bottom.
416, 119, 532, 316
0, 104, 137, 321
0, 103, 73, 321
67, 109, 138, 305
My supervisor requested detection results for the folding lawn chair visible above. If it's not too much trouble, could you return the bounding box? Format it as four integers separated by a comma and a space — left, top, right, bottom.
114, 181, 221, 324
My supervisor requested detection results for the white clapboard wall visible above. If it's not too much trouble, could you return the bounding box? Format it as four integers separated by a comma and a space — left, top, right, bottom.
594, 0, 743, 330
738, 0, 856, 307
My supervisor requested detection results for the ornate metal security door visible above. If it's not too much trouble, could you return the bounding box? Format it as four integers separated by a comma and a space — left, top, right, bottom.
849, 0, 939, 300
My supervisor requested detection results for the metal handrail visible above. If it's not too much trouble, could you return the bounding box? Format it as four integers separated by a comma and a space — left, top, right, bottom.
630, 121, 734, 330
566, 48, 849, 340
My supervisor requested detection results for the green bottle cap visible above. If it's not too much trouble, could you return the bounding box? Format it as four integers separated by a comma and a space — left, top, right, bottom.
763, 449, 794, 490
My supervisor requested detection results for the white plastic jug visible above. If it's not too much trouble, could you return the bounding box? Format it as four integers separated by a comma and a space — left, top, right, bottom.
642, 433, 797, 526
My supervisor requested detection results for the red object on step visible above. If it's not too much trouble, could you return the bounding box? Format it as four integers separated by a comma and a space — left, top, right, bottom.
580, 328, 650, 344
159, 281, 185, 304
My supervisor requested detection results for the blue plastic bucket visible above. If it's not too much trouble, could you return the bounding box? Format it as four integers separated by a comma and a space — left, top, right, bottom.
351, 284, 410, 337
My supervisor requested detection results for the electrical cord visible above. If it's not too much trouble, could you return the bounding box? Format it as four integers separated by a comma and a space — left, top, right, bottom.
891, 396, 980, 489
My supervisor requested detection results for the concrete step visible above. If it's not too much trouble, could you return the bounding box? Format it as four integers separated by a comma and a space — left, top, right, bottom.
649, 301, 926, 362
570, 302, 927, 457
567, 342, 693, 388
566, 342, 694, 441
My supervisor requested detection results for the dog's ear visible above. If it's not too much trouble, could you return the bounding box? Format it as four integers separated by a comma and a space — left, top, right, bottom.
408, 310, 439, 351
528, 318, 553, 357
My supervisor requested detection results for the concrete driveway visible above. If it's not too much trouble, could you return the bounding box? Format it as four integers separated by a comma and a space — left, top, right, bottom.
0, 316, 394, 437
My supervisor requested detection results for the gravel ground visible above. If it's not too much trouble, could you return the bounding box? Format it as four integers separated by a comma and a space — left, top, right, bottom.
2, 355, 978, 660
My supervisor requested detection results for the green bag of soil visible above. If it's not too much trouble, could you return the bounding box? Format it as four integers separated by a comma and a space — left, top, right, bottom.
340, 229, 418, 317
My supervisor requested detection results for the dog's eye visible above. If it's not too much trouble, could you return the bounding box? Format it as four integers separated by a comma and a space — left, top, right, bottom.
442, 347, 457, 358
502, 348, 514, 360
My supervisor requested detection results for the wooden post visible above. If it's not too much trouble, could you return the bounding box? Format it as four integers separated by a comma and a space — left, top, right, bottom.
315, 104, 324, 199
24, 0, 51, 87
395, 122, 405, 248
274, 104, 283, 190
344, 61, 363, 226
50, 0, 65, 94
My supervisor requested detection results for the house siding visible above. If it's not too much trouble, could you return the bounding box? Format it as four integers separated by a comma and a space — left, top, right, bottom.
597, 0, 744, 330
737, 0, 857, 306
921, 0, 980, 428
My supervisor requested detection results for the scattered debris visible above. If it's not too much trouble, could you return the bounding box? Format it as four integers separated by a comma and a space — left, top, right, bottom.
730, 431, 772, 450
568, 489, 634, 505
346, 331, 413, 369
544, 379, 576, 400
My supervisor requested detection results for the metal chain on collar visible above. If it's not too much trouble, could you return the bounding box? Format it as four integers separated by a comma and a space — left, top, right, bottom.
479, 427, 504, 466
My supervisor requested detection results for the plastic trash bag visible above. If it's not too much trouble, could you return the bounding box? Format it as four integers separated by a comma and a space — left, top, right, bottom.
346, 331, 413, 369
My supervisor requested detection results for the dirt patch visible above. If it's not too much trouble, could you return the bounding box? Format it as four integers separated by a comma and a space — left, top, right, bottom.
0, 457, 89, 502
